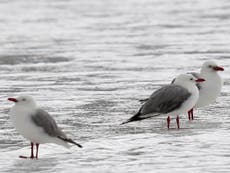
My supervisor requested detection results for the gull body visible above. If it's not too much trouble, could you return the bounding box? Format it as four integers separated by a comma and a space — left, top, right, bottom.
122, 74, 205, 128
193, 61, 224, 108
8, 95, 82, 159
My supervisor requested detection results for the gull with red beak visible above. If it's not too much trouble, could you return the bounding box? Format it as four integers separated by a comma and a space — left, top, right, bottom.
122, 74, 205, 129
8, 95, 82, 159
185, 61, 224, 120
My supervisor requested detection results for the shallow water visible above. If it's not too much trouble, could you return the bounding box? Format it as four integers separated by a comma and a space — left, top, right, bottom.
0, 0, 230, 172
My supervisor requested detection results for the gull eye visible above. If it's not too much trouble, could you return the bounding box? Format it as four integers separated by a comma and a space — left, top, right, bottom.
190, 78, 193, 81
208, 65, 212, 68
22, 98, 26, 101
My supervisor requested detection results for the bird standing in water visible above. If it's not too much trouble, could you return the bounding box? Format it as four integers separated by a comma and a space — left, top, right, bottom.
186, 61, 224, 120
122, 74, 205, 129
8, 95, 82, 159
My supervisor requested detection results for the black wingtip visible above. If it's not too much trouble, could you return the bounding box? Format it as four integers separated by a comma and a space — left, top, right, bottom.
58, 136, 83, 148
120, 120, 131, 125
120, 111, 142, 125
74, 142, 83, 148
121, 111, 161, 125
70, 139, 83, 148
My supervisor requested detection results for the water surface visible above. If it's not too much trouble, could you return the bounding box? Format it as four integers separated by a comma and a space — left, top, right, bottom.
0, 0, 230, 172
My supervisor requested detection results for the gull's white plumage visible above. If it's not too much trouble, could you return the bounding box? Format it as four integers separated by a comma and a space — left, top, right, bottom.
8, 95, 82, 159
194, 61, 223, 108
167, 61, 224, 120
171, 75, 200, 116
9, 96, 69, 148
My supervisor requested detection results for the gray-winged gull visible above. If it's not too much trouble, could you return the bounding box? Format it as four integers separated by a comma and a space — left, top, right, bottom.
122, 74, 205, 128
139, 61, 224, 120
8, 95, 82, 159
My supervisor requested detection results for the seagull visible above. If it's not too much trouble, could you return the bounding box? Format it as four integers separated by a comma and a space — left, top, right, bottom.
121, 74, 205, 129
186, 61, 224, 120
8, 95, 82, 159
139, 61, 224, 120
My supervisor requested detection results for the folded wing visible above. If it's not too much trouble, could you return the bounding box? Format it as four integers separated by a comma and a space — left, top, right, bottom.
122, 84, 191, 124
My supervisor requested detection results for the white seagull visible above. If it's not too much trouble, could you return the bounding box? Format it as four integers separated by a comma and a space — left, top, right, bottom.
122, 74, 205, 129
8, 95, 82, 159
186, 61, 224, 120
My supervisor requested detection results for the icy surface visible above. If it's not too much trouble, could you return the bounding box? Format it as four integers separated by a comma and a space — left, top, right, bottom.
0, 0, 230, 172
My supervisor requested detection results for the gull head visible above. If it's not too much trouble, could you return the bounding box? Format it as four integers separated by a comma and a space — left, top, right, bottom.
201, 61, 224, 74
174, 74, 205, 86
8, 95, 37, 108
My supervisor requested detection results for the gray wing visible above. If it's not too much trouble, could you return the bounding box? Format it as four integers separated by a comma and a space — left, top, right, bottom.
31, 109, 83, 148
31, 108, 66, 138
140, 84, 191, 115
122, 84, 191, 124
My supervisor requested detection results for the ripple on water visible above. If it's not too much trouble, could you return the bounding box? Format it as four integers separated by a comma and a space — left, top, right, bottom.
0, 55, 71, 65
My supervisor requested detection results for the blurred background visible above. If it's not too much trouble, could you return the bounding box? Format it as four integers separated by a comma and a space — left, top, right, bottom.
0, 0, 229, 172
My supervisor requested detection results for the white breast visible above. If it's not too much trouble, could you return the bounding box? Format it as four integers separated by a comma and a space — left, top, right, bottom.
195, 73, 222, 108
9, 106, 52, 144
169, 83, 199, 117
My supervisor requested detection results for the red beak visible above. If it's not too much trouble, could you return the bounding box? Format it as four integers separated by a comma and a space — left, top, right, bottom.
213, 66, 224, 71
195, 78, 205, 82
8, 98, 18, 102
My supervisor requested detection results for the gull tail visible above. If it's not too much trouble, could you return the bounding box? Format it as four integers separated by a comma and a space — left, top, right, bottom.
58, 136, 83, 148
121, 110, 160, 125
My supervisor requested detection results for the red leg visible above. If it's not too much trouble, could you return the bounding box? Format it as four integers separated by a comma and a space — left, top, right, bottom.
19, 142, 34, 159
167, 116, 171, 129
191, 108, 194, 120
35, 143, 39, 159
30, 142, 34, 158
188, 110, 191, 120
176, 115, 180, 129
